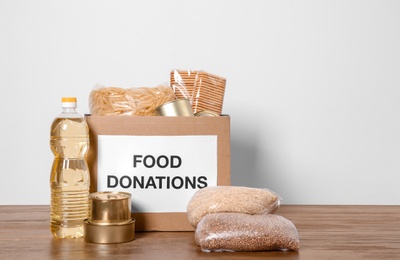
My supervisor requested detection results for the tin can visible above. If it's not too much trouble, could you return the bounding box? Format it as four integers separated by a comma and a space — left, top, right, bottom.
84, 219, 135, 244
84, 191, 135, 244
194, 110, 220, 117
154, 99, 194, 116
89, 191, 131, 224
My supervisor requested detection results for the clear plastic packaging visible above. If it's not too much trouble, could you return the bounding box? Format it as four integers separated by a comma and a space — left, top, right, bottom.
89, 85, 176, 116
187, 186, 281, 228
170, 70, 197, 101
170, 70, 226, 115
195, 213, 300, 252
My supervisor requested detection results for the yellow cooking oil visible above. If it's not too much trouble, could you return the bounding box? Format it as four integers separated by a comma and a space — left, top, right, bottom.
50, 97, 90, 238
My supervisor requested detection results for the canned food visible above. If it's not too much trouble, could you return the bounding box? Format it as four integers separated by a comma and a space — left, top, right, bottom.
89, 191, 131, 224
154, 99, 194, 116
84, 191, 135, 244
84, 219, 135, 244
194, 110, 220, 117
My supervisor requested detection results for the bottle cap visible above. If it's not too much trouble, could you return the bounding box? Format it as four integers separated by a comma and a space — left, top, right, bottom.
61, 97, 77, 108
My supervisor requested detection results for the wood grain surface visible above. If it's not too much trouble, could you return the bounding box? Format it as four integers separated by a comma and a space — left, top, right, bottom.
1, 205, 399, 259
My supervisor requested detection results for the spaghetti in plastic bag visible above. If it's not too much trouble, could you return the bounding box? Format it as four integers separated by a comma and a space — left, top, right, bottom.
89, 85, 176, 116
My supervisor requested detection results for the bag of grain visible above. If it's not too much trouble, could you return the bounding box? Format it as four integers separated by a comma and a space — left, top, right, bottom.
195, 213, 299, 252
186, 186, 281, 228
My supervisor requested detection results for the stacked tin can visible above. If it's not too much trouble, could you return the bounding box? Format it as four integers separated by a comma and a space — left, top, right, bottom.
84, 192, 135, 243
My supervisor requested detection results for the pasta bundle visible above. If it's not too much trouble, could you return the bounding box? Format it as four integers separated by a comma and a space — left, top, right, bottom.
89, 85, 176, 116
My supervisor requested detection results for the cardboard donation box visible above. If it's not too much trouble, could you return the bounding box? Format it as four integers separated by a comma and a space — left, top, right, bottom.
85, 115, 230, 231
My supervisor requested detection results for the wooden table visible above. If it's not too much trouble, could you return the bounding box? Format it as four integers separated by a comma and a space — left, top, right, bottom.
1, 205, 399, 259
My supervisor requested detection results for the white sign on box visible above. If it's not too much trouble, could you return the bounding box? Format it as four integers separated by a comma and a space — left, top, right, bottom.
97, 135, 217, 213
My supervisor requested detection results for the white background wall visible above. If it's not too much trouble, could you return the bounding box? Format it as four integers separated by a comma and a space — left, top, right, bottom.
1, 0, 399, 205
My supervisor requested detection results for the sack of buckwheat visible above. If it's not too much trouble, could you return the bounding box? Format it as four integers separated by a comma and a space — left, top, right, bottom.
186, 186, 281, 228
195, 213, 299, 252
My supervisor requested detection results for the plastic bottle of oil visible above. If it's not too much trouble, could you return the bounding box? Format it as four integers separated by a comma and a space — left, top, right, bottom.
50, 97, 90, 238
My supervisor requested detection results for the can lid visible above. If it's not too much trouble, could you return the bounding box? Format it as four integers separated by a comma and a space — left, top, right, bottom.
61, 97, 77, 108
195, 110, 220, 117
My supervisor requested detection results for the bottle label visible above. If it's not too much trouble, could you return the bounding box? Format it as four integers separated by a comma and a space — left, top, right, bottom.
97, 135, 217, 213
